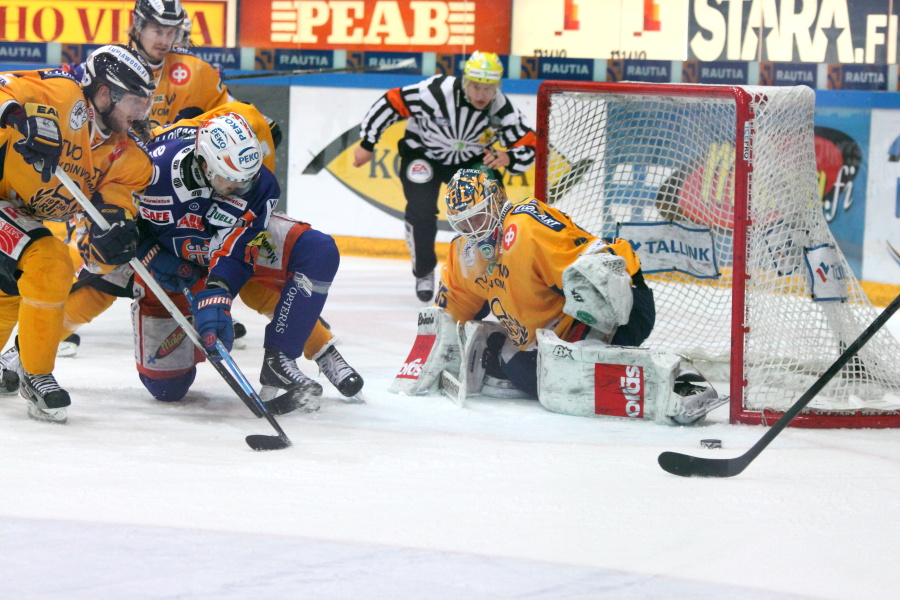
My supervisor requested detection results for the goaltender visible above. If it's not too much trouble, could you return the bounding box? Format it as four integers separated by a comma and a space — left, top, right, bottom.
393, 169, 727, 425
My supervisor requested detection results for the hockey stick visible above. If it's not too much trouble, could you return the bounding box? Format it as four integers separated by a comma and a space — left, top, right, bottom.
658, 293, 900, 478
224, 57, 417, 81
55, 168, 291, 451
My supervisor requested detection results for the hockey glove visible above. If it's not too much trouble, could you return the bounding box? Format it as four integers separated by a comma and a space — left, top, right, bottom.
190, 286, 234, 360
4, 103, 62, 183
137, 240, 201, 292
89, 204, 138, 266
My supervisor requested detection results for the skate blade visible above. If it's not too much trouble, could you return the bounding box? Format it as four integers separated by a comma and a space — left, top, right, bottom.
27, 403, 68, 424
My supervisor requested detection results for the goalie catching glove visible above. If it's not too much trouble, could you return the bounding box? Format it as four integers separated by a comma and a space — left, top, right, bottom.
88, 204, 138, 265
3, 102, 62, 183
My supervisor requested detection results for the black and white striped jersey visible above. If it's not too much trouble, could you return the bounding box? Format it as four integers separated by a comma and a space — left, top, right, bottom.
358, 75, 536, 174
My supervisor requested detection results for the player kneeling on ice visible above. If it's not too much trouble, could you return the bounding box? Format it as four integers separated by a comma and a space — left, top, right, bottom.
132, 112, 363, 411
389, 169, 725, 425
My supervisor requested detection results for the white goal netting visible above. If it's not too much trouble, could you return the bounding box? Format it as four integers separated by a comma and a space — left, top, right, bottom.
538, 83, 900, 423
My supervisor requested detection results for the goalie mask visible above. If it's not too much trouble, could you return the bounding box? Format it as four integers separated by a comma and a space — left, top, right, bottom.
446, 169, 506, 277
195, 112, 263, 196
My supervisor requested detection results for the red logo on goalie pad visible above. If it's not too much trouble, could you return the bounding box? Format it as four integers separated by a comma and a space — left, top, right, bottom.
396, 334, 436, 379
594, 364, 644, 418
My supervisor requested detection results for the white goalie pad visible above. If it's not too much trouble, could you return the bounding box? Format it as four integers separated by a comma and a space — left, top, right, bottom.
389, 307, 460, 395
561, 252, 633, 336
536, 329, 725, 425
440, 320, 508, 406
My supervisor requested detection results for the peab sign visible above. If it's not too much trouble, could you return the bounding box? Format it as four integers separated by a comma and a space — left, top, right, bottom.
239, 0, 511, 52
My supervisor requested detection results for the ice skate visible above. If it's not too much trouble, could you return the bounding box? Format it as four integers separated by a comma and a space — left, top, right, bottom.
415, 270, 435, 302
670, 371, 728, 425
259, 348, 322, 413
19, 369, 71, 424
314, 343, 364, 398
57, 333, 80, 358
232, 318, 247, 350
0, 346, 20, 394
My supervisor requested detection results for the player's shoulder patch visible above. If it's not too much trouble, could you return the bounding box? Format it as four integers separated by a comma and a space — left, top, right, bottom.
510, 198, 565, 231
128, 130, 152, 156
170, 47, 192, 57
38, 68, 78, 83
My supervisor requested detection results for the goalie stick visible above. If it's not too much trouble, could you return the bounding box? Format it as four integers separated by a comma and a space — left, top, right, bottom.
659, 293, 900, 478
56, 168, 291, 451
224, 57, 417, 81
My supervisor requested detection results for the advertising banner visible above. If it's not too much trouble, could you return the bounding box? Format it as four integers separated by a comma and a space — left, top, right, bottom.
689, 0, 897, 64
813, 109, 870, 277
682, 60, 749, 84
758, 62, 818, 86
289, 85, 537, 241
0, 1, 231, 47
239, 0, 511, 53
0, 41, 48, 64
826, 63, 889, 90
864, 109, 900, 284
511, 0, 688, 60
607, 59, 673, 83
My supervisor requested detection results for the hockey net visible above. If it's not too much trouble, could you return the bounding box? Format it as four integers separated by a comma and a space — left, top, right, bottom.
535, 81, 900, 428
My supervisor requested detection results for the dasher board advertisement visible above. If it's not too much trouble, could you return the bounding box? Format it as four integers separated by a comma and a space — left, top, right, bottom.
239, 0, 512, 53
511, 0, 689, 60
0, 0, 233, 47
689, 0, 899, 64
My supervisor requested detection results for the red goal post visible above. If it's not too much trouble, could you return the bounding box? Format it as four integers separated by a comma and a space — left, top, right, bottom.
535, 80, 900, 428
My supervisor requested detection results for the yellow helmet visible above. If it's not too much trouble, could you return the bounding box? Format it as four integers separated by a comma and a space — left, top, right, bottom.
463, 51, 503, 84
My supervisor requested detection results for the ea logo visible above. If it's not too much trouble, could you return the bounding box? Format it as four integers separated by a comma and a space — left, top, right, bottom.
406, 159, 433, 184
502, 224, 517, 251
169, 63, 191, 85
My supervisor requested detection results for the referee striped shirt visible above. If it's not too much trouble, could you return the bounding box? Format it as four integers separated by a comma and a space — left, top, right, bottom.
358, 75, 536, 174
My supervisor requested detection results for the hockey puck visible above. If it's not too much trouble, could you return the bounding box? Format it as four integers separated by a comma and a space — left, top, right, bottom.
700, 439, 722, 449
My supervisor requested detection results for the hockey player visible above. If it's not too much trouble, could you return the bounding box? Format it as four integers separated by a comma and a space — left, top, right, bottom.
353, 50, 535, 302
57, 0, 280, 356
0, 44, 155, 423
132, 112, 363, 409
392, 169, 726, 425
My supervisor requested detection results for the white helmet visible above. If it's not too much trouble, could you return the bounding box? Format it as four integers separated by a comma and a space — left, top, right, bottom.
195, 113, 262, 193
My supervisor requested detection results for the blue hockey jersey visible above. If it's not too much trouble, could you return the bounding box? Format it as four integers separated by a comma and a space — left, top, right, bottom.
138, 137, 279, 294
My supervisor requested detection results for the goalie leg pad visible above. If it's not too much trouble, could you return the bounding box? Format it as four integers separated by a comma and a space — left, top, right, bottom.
457, 320, 507, 396
537, 329, 689, 423
389, 307, 460, 395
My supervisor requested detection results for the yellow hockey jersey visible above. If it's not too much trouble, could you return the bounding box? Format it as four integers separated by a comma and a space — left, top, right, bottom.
437, 197, 641, 351
0, 69, 152, 222
146, 47, 230, 128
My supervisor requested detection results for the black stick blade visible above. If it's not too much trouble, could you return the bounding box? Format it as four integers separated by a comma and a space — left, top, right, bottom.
658, 451, 747, 478
246, 434, 291, 451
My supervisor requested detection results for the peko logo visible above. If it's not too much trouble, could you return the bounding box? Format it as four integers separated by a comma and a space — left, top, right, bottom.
395, 334, 436, 379
594, 363, 644, 418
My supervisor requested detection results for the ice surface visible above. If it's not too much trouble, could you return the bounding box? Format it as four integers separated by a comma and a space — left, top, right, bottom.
1, 256, 898, 599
